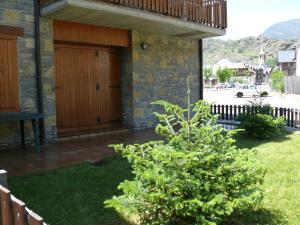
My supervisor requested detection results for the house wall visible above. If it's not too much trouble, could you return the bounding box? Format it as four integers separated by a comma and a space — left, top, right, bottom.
130, 31, 200, 128
0, 1, 56, 147
39, 18, 57, 141
0, 6, 201, 145
0, 1, 36, 145
120, 47, 133, 127
280, 62, 297, 76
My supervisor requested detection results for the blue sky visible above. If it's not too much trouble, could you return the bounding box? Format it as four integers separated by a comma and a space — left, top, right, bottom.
222, 0, 300, 40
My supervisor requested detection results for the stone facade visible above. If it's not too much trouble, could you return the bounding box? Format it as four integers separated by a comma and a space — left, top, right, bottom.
130, 31, 200, 128
0, 3, 201, 146
0, 0, 56, 147
120, 47, 133, 127
40, 18, 56, 140
0, 0, 37, 146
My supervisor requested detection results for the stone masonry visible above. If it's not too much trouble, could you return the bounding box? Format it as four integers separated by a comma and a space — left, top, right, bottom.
39, 17, 57, 141
0, 3, 201, 146
0, 0, 56, 147
130, 31, 200, 128
120, 47, 133, 127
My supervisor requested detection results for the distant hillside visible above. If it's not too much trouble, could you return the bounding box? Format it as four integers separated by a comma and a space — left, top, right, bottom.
262, 19, 300, 40
203, 37, 300, 66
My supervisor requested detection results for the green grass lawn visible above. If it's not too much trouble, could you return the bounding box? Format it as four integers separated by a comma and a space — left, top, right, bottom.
8, 131, 300, 225
9, 157, 133, 225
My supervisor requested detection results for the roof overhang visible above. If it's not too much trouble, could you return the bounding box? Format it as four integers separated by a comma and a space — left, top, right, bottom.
41, 0, 226, 39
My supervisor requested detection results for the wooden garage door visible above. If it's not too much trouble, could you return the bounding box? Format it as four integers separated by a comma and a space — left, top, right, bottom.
54, 44, 122, 132
0, 36, 19, 112
109, 52, 122, 121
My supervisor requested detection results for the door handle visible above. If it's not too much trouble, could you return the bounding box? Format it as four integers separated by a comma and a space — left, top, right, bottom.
96, 84, 100, 91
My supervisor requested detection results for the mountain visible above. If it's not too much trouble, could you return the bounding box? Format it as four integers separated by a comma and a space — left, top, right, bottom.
262, 19, 300, 40
203, 37, 300, 66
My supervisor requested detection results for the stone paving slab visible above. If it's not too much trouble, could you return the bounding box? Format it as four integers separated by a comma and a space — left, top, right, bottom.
0, 129, 157, 177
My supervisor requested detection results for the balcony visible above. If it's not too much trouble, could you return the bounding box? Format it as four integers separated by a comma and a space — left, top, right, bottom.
39, 0, 227, 39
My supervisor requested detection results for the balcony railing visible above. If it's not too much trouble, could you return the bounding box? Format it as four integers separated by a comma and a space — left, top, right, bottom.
39, 0, 227, 29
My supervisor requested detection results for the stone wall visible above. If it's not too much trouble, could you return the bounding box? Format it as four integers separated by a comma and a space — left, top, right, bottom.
0, 1, 56, 147
120, 47, 134, 127
40, 18, 57, 141
131, 31, 200, 129
0, 0, 36, 146
0, 5, 201, 144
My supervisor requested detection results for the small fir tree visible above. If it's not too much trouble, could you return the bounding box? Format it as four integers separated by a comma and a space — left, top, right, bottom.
105, 77, 265, 225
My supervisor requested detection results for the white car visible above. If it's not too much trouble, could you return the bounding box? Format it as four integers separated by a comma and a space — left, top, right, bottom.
234, 84, 268, 98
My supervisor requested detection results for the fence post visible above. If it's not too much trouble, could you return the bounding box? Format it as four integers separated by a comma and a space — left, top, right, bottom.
226, 105, 230, 120
0, 170, 7, 189
291, 109, 294, 127
28, 211, 44, 225
221, 105, 225, 120
183, 0, 187, 20
0, 186, 13, 225
287, 108, 291, 127
12, 197, 26, 225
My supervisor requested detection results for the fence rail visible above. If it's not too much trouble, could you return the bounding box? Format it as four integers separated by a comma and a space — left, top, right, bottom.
0, 185, 47, 225
39, 0, 227, 29
211, 104, 300, 129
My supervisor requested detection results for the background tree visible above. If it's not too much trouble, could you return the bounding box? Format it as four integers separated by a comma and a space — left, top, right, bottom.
266, 57, 278, 68
204, 67, 213, 80
271, 71, 285, 93
217, 67, 233, 83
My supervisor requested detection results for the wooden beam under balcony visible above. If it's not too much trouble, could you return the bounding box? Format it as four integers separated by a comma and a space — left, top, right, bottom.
40, 0, 227, 39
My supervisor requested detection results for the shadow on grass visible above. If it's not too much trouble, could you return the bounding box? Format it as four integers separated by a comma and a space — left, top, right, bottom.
232, 130, 292, 149
223, 208, 288, 225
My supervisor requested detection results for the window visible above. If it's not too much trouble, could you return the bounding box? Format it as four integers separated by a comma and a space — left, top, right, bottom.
0, 35, 19, 112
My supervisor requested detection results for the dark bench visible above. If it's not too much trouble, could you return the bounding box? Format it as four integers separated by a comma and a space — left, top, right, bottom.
0, 112, 44, 153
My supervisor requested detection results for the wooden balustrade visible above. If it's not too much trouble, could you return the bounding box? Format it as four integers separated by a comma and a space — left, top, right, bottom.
39, 0, 227, 29
0, 185, 46, 225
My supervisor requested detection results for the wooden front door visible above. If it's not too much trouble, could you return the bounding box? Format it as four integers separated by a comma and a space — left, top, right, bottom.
54, 44, 122, 133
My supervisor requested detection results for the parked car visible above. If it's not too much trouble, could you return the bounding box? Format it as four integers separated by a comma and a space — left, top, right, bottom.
234, 84, 268, 98
226, 83, 236, 89
216, 84, 225, 90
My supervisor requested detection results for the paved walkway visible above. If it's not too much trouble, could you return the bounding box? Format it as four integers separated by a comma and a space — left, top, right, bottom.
0, 129, 157, 176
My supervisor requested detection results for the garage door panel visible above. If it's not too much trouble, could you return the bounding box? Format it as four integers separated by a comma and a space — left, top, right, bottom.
54, 44, 122, 132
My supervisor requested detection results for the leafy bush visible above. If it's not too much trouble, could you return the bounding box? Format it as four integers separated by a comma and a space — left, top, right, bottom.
238, 113, 285, 139
260, 91, 268, 97
271, 71, 285, 93
105, 81, 265, 225
216, 67, 233, 83
204, 67, 213, 80
237, 104, 285, 139
266, 57, 278, 68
